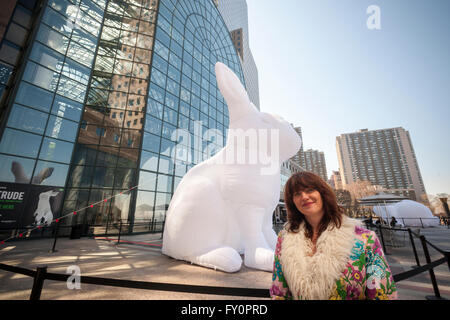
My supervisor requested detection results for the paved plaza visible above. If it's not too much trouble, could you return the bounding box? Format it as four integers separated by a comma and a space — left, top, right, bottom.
0, 226, 449, 300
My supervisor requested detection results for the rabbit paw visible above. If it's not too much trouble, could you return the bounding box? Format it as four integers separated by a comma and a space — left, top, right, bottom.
244, 247, 274, 272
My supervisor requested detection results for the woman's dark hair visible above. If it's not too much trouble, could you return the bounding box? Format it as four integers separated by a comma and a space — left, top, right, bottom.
284, 171, 343, 239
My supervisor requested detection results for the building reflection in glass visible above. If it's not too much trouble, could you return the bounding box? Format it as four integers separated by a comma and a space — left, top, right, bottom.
65, 0, 157, 230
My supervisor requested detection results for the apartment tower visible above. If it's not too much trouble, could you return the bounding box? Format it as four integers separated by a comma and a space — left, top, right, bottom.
336, 128, 426, 202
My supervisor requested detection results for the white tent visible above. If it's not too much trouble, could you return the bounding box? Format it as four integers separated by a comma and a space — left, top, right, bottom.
372, 204, 397, 224
358, 193, 408, 226
373, 200, 440, 227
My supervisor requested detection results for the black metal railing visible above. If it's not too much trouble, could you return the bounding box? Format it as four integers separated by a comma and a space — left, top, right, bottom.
369, 223, 450, 300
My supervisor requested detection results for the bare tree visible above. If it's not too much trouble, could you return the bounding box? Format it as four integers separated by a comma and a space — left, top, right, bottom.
428, 193, 449, 216
344, 180, 384, 205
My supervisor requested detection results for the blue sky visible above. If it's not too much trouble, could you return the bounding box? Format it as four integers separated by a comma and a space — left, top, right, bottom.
246, 0, 450, 195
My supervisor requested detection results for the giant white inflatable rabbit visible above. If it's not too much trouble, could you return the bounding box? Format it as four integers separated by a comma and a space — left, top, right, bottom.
162, 62, 302, 272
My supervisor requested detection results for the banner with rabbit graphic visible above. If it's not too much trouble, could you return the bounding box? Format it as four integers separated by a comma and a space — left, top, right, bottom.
0, 182, 64, 237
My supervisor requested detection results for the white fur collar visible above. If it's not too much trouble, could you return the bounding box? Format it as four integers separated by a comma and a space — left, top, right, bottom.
280, 215, 361, 300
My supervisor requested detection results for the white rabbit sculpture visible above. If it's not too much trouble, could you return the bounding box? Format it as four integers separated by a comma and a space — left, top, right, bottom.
161, 62, 302, 272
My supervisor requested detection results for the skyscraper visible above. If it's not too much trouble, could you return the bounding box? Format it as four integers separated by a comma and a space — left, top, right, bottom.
0, 0, 246, 237
329, 170, 343, 190
291, 126, 305, 169
336, 128, 427, 202
217, 0, 260, 109
303, 149, 328, 182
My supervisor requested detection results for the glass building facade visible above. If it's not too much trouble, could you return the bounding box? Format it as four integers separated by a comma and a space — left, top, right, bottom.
0, 0, 245, 237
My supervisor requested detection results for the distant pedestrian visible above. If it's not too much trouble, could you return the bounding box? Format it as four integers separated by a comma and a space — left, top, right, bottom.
390, 217, 397, 228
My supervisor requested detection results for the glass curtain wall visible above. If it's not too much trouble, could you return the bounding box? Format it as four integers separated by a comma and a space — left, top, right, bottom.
0, 0, 40, 116
63, 0, 158, 233
0, 0, 245, 236
0, 0, 105, 187
136, 0, 245, 230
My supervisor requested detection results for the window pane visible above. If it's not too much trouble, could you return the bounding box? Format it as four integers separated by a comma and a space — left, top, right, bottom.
135, 190, 155, 220
42, 6, 73, 37
66, 41, 95, 67
32, 160, 69, 186
94, 55, 114, 73
48, 0, 78, 19
29, 41, 64, 72
117, 148, 138, 168
61, 57, 91, 84
150, 68, 166, 88
36, 24, 69, 54
147, 98, 163, 119
80, 0, 104, 22
154, 192, 170, 220
140, 150, 158, 171
94, 146, 118, 167
72, 144, 98, 166
56, 75, 87, 102
165, 92, 178, 111
67, 165, 93, 187
0, 128, 42, 157
91, 166, 115, 188
0, 64, 13, 86
15, 81, 54, 112
23, 61, 59, 91
120, 129, 141, 148
142, 132, 160, 153
45, 115, 78, 141
77, 11, 100, 36
160, 138, 174, 157
158, 155, 174, 174
161, 122, 175, 139
144, 114, 162, 135
0, 154, 35, 184
138, 170, 156, 191
114, 167, 134, 189
136, 34, 153, 49
148, 82, 165, 104
51, 95, 83, 121
154, 40, 168, 60
39, 137, 74, 163
7, 104, 48, 134
157, 174, 172, 192
152, 53, 167, 73
71, 26, 98, 52
174, 161, 186, 177
0, 43, 21, 65
167, 64, 180, 82
12, 6, 33, 29
163, 107, 177, 125
5, 22, 28, 47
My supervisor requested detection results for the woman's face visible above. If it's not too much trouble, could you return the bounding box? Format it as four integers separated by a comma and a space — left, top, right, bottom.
293, 188, 324, 218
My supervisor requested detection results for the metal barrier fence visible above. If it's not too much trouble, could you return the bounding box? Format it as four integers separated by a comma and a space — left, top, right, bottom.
370, 216, 449, 229
369, 223, 450, 300
0, 223, 448, 300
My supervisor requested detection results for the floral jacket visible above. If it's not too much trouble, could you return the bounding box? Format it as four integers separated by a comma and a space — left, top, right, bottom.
270, 216, 398, 300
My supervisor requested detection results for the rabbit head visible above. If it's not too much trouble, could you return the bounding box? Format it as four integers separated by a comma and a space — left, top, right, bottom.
215, 62, 302, 163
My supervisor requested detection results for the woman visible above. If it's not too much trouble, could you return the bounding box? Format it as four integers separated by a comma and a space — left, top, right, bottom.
270, 172, 398, 300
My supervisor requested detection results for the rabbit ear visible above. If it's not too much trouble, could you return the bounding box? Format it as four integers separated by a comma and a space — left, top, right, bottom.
215, 62, 255, 123
11, 161, 29, 183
